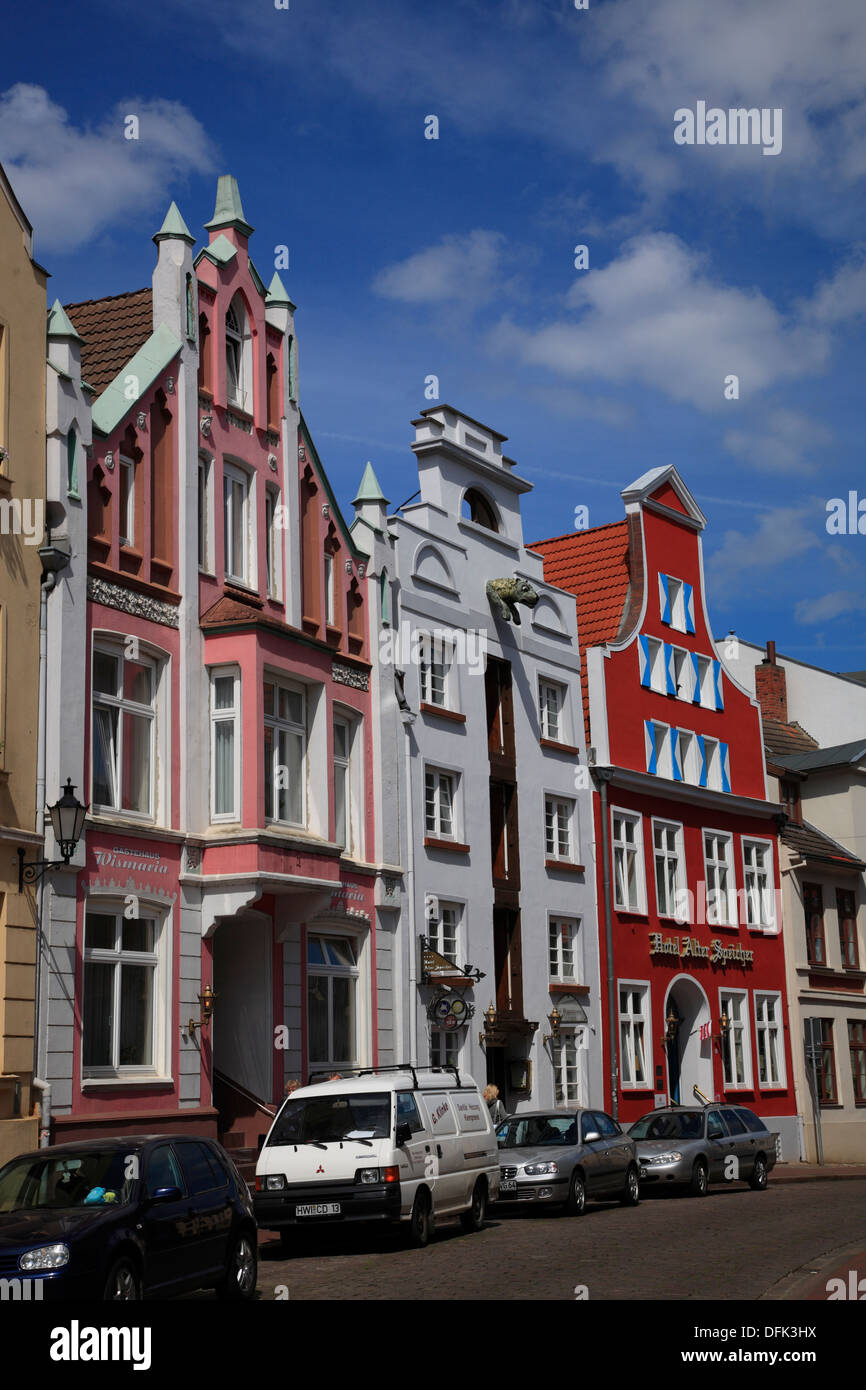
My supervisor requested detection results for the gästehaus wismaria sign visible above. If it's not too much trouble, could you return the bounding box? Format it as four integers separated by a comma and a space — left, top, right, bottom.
648, 933, 754, 967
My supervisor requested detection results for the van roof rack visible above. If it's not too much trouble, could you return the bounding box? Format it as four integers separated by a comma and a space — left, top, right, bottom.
305, 1063, 469, 1089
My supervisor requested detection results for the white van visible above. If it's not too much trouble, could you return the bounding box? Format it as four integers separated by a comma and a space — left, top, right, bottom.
254, 1065, 499, 1247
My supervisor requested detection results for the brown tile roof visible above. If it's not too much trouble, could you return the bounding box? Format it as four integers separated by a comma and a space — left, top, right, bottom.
782, 820, 865, 870
530, 520, 631, 742
761, 717, 819, 758
64, 288, 153, 395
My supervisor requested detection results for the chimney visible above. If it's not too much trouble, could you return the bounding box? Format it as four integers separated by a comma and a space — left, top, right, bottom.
755, 640, 787, 724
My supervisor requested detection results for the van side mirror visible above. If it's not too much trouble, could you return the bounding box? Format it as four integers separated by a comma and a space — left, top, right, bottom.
257, 1133, 266, 1154
395, 1122, 412, 1147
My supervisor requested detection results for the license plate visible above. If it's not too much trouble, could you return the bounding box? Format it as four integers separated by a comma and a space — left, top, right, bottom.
295, 1203, 341, 1217
500, 1180, 517, 1193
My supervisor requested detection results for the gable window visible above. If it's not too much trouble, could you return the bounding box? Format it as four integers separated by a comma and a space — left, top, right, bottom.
743, 839, 774, 929
645, 721, 672, 778
720, 990, 751, 1088
83, 908, 161, 1074
612, 809, 646, 913
92, 646, 156, 817
118, 455, 135, 548
223, 462, 251, 585
677, 730, 698, 784
307, 935, 358, 1070
425, 768, 455, 838
671, 646, 693, 700
264, 678, 306, 826
619, 985, 649, 1088
804, 883, 825, 965
653, 819, 686, 920
698, 735, 730, 792
539, 678, 567, 741
659, 573, 694, 634
704, 831, 735, 926
549, 916, 580, 982
755, 993, 785, 1087
225, 297, 251, 412
461, 488, 498, 531
210, 668, 240, 820
638, 636, 666, 693
838, 889, 859, 969
545, 795, 574, 860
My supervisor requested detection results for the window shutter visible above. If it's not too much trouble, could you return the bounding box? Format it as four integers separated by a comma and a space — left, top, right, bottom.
697, 735, 707, 788
690, 652, 701, 704
671, 728, 682, 781
659, 573, 671, 625
684, 583, 695, 634
638, 634, 651, 688
720, 742, 731, 793
645, 720, 657, 776
663, 643, 677, 696
712, 659, 724, 710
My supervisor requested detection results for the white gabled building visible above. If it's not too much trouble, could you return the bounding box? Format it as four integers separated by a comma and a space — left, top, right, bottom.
353, 405, 602, 1112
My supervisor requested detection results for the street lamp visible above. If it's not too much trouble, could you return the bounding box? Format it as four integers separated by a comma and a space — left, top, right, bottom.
18, 779, 88, 891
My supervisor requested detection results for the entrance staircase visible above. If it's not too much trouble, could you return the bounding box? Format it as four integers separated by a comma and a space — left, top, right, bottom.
214, 1068, 277, 1184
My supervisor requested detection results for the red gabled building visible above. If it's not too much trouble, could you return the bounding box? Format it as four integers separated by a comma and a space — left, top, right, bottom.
533, 466, 798, 1155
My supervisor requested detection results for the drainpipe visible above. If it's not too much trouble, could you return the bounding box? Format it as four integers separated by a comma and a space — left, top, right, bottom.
32, 567, 55, 1145
594, 768, 618, 1120
402, 712, 418, 1067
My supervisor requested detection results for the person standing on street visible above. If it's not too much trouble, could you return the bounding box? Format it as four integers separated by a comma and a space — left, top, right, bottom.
483, 1083, 507, 1129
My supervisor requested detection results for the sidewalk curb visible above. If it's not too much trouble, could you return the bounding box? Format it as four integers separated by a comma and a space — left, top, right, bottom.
759, 1237, 866, 1301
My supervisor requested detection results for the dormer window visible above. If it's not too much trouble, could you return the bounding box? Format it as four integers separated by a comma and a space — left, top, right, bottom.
225, 297, 251, 412
462, 488, 498, 532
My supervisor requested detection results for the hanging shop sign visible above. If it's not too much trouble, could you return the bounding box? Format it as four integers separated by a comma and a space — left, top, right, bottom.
648, 933, 754, 967
419, 935, 485, 984
427, 994, 475, 1029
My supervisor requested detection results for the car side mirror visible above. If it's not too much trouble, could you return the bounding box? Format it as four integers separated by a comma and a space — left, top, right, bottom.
148, 1185, 181, 1203
583, 1131, 601, 1144
395, 1122, 412, 1147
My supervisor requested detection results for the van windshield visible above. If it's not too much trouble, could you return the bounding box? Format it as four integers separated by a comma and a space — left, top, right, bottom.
267, 1093, 391, 1146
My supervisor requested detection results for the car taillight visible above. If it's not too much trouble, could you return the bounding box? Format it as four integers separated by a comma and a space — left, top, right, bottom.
383, 1166, 400, 1184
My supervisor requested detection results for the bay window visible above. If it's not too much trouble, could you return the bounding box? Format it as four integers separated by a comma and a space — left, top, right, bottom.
223, 461, 251, 585
210, 668, 240, 820
264, 677, 306, 826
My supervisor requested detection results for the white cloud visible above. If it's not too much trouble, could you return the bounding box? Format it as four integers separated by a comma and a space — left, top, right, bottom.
724, 409, 833, 476
0, 84, 217, 253
805, 257, 866, 326
373, 230, 508, 305
495, 233, 827, 411
795, 590, 866, 624
705, 506, 823, 596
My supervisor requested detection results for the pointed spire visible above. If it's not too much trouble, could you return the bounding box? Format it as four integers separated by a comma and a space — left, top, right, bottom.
47, 298, 82, 340
204, 175, 254, 238
353, 461, 389, 507
266, 271, 294, 307
153, 200, 196, 246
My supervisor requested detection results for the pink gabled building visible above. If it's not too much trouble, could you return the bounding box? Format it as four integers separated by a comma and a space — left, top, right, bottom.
39, 179, 381, 1155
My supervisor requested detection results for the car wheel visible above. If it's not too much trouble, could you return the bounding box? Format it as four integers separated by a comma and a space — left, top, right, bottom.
103, 1255, 142, 1301
215, 1230, 258, 1300
620, 1163, 640, 1207
749, 1154, 768, 1191
409, 1190, 434, 1247
689, 1159, 709, 1197
460, 1180, 487, 1233
565, 1172, 586, 1216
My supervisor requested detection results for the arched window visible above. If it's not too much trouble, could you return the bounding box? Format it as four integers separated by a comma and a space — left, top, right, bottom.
266, 352, 279, 430
225, 296, 251, 412
462, 487, 498, 532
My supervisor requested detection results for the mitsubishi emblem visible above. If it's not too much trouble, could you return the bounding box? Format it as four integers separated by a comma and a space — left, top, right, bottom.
316, 1164, 325, 1174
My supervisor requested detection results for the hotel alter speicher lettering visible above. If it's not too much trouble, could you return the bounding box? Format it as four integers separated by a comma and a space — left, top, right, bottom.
648, 932, 754, 967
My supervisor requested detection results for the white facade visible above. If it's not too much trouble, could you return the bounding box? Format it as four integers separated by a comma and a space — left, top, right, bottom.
720, 638, 866, 748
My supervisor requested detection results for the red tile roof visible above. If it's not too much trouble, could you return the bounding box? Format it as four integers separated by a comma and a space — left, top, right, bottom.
64, 288, 153, 394
530, 520, 631, 741
761, 717, 819, 757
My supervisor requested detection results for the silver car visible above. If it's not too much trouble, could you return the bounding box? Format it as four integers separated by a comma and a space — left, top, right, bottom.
496, 1109, 640, 1214
629, 1105, 777, 1196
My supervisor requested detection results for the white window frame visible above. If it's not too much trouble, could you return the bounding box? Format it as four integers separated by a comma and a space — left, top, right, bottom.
264, 675, 307, 828
671, 646, 694, 701
91, 641, 158, 821
539, 677, 568, 742
332, 708, 363, 858
265, 484, 282, 600
223, 460, 253, 587
742, 837, 775, 931
306, 929, 361, 1071
424, 765, 457, 839
419, 631, 455, 710
545, 794, 575, 861
426, 897, 463, 962
719, 988, 752, 1089
704, 828, 736, 926
81, 901, 169, 1080
660, 573, 686, 632
553, 1030, 583, 1105
677, 730, 698, 785
209, 666, 241, 822
548, 915, 581, 982
225, 297, 252, 412
646, 721, 672, 779
618, 981, 651, 1090
647, 637, 666, 694
118, 454, 135, 548
324, 552, 336, 626
198, 455, 212, 572
430, 1028, 461, 1071
754, 991, 786, 1089
612, 807, 647, 913
652, 818, 688, 922
703, 737, 722, 792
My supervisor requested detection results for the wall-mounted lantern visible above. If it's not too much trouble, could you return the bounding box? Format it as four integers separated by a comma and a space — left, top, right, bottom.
18, 779, 88, 891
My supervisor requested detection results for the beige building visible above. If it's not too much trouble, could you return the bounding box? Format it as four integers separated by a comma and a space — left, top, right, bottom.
752, 644, 866, 1163
0, 163, 48, 1165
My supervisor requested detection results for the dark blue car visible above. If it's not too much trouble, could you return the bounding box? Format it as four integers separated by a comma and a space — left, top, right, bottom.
0, 1134, 257, 1301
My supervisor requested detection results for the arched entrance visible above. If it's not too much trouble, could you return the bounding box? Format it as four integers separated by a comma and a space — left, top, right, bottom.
663, 975, 713, 1105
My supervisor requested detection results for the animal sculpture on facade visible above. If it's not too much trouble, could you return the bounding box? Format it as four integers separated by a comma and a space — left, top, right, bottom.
485, 576, 540, 624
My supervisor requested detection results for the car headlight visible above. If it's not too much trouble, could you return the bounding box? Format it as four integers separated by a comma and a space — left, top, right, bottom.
19, 1243, 69, 1271
357, 1168, 380, 1184
644, 1152, 683, 1165
524, 1162, 558, 1176
265, 1173, 286, 1190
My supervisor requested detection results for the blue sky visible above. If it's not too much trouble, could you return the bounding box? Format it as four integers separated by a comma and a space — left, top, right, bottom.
3, 0, 865, 673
